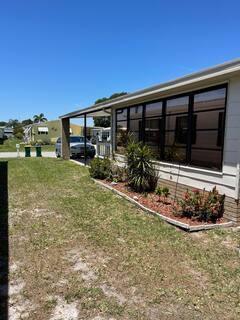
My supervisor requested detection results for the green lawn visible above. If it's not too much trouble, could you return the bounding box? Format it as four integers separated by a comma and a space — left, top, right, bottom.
4, 158, 240, 319
0, 138, 55, 152
0, 138, 23, 151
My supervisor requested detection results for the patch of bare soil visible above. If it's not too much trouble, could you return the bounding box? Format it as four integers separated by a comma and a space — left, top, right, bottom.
49, 297, 79, 320
9, 298, 34, 320
91, 317, 116, 320
100, 284, 126, 305
66, 248, 99, 283
221, 235, 239, 251
0, 258, 35, 320
5, 278, 35, 320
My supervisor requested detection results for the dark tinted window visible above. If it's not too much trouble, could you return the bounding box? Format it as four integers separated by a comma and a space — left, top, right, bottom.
129, 105, 142, 119
166, 96, 189, 115
116, 108, 127, 121
175, 115, 197, 144
175, 116, 188, 144
145, 102, 162, 117
70, 136, 84, 143
194, 88, 226, 112
191, 88, 226, 170
116, 121, 128, 154
115, 85, 227, 171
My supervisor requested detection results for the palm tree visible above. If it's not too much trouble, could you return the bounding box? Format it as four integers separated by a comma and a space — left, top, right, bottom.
33, 113, 48, 123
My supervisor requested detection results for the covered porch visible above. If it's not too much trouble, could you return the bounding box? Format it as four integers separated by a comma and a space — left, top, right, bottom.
59, 59, 240, 224
60, 104, 112, 164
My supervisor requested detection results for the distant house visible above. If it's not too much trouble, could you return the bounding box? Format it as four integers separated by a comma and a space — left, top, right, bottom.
0, 127, 4, 144
0, 126, 14, 139
24, 120, 88, 144
91, 127, 111, 143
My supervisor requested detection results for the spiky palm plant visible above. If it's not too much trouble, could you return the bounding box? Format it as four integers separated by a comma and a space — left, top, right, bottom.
126, 141, 157, 192
33, 113, 48, 123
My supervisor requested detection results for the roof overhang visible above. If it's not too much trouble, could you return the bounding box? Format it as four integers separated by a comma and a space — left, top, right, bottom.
59, 58, 240, 119
60, 107, 112, 119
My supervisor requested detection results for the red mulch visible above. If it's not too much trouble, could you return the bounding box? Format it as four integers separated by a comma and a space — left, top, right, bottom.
103, 180, 226, 226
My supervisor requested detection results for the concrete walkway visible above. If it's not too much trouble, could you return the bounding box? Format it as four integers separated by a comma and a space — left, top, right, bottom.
0, 151, 56, 158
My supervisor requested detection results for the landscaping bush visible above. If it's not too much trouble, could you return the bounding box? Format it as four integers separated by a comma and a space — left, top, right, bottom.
155, 186, 162, 201
34, 138, 55, 145
14, 132, 23, 140
89, 157, 111, 179
126, 141, 158, 192
107, 164, 127, 183
155, 186, 170, 203
35, 139, 44, 145
176, 187, 225, 223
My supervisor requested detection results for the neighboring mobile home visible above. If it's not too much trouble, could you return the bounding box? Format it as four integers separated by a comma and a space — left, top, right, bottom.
0, 126, 14, 139
60, 59, 240, 224
24, 120, 92, 144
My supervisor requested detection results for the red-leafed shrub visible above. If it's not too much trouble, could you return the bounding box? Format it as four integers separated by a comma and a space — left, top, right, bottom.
176, 187, 225, 223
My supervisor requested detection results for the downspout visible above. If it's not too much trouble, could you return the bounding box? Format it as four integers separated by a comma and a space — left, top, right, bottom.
235, 163, 240, 201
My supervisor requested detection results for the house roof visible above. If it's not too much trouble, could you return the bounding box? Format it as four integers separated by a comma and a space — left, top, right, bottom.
3, 127, 14, 132
59, 58, 240, 119
23, 120, 84, 131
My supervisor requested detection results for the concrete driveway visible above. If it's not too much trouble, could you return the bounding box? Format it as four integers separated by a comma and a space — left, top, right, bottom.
0, 151, 56, 158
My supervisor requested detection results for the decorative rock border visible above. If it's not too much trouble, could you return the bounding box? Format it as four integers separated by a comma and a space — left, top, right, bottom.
93, 179, 235, 232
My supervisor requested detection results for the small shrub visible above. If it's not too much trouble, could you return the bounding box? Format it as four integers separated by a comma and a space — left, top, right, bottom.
51, 137, 57, 143
35, 139, 44, 145
177, 187, 225, 223
34, 139, 52, 145
162, 187, 170, 202
117, 131, 133, 146
89, 157, 111, 180
126, 141, 157, 192
42, 138, 51, 145
155, 186, 162, 201
15, 132, 23, 140
107, 164, 127, 183
155, 186, 170, 203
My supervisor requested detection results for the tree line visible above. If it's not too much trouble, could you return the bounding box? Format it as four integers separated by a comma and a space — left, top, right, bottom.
93, 92, 127, 127
1, 91, 127, 140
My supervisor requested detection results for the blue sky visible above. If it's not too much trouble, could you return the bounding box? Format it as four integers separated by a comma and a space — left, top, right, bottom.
0, 0, 240, 122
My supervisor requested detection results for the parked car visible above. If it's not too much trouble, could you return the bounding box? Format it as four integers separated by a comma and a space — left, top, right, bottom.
55, 136, 96, 158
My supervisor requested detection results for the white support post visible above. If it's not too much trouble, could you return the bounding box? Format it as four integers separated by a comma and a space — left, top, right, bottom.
96, 139, 99, 157
111, 107, 115, 159
61, 118, 70, 160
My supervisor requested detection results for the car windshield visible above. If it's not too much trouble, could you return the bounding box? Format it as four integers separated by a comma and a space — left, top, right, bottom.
56, 136, 85, 143
70, 136, 84, 143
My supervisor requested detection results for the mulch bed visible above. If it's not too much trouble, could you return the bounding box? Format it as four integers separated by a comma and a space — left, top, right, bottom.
103, 180, 227, 226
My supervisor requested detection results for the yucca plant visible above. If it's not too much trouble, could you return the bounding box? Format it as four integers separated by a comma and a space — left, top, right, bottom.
126, 141, 157, 192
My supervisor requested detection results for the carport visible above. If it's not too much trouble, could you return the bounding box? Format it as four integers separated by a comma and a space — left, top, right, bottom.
59, 104, 112, 164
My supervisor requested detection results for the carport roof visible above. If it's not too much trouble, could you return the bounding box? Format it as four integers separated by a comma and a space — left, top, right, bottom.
59, 58, 240, 119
